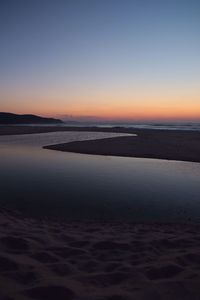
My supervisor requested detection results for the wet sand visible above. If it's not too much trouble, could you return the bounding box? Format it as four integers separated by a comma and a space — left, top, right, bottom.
1, 209, 200, 300
44, 128, 200, 163
1, 125, 200, 163
0, 125, 135, 136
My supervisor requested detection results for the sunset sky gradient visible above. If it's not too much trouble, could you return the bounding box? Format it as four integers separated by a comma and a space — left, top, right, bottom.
1, 0, 200, 121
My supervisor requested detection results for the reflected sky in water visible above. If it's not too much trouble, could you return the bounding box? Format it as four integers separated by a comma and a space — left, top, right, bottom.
1, 132, 200, 222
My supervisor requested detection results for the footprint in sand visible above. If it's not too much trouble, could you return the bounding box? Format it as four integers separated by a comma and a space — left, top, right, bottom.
31, 251, 58, 263
78, 271, 131, 287
25, 285, 75, 300
0, 255, 18, 272
106, 296, 128, 300
49, 263, 73, 276
5, 271, 37, 285
51, 246, 87, 259
92, 241, 130, 251
0, 236, 29, 252
145, 264, 183, 280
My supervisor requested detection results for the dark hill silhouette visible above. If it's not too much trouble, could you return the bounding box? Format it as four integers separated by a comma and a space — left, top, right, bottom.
0, 112, 63, 124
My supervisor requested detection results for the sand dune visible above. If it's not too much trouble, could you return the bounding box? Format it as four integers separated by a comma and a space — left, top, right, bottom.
0, 210, 200, 299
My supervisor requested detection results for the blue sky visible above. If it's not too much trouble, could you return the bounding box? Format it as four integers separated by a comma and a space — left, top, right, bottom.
1, 0, 200, 120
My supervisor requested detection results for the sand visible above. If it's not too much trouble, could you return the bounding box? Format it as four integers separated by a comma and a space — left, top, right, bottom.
0, 209, 200, 300
0, 125, 135, 136
1, 125, 200, 299
44, 129, 200, 163
1, 125, 200, 163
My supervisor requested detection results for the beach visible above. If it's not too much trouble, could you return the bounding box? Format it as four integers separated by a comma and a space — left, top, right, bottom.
2, 0, 199, 298
1, 125, 200, 163
1, 209, 200, 300
1, 126, 200, 299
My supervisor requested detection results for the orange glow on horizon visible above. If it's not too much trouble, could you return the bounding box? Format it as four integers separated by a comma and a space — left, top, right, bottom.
2, 103, 200, 121
1, 85, 200, 121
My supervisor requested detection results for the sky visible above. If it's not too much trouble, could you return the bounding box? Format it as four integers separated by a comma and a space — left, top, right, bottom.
0, 0, 200, 121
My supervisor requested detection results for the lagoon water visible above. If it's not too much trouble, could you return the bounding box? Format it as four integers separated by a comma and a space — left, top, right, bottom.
1, 131, 200, 222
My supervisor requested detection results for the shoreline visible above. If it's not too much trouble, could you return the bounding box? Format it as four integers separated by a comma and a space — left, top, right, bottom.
43, 128, 200, 164
44, 135, 200, 163
1, 124, 200, 135
1, 125, 200, 163
1, 209, 200, 300
1, 126, 200, 299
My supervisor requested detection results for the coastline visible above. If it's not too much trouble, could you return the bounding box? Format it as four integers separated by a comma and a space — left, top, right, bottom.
1, 127, 200, 299
42, 127, 200, 164
1, 125, 200, 163
1, 209, 200, 300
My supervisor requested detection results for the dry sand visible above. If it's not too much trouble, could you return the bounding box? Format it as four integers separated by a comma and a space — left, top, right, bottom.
0, 210, 200, 300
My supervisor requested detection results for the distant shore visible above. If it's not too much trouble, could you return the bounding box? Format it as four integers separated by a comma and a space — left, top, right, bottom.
1, 125, 200, 163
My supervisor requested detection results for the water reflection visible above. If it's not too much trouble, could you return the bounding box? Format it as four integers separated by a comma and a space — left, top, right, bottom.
0, 131, 132, 147
0, 132, 200, 222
